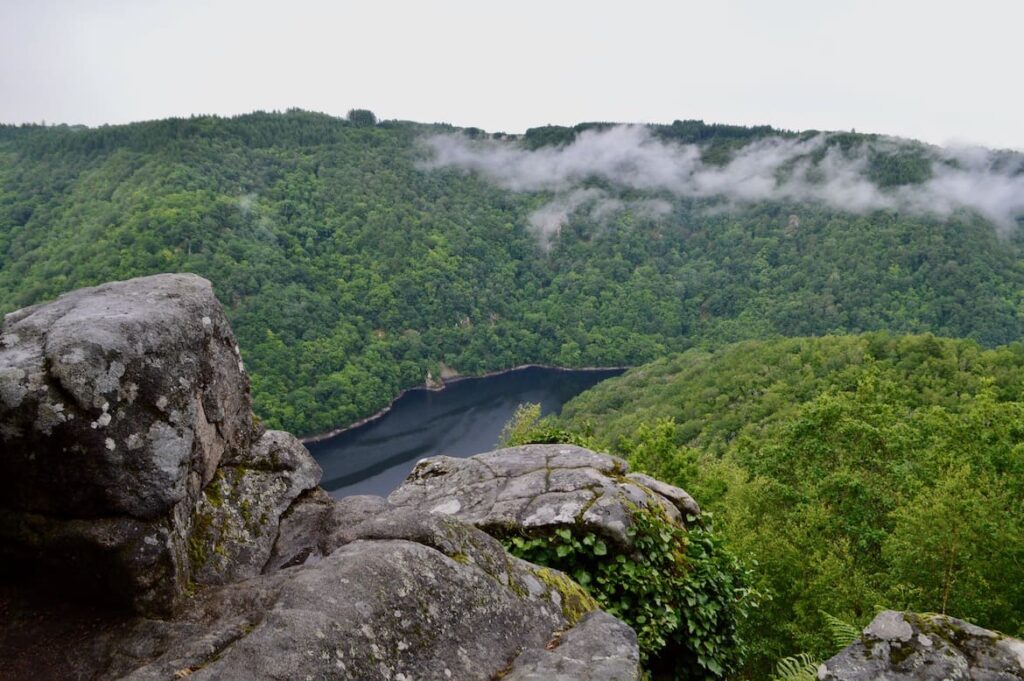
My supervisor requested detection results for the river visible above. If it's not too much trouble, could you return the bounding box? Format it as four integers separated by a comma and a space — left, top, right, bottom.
306, 366, 624, 498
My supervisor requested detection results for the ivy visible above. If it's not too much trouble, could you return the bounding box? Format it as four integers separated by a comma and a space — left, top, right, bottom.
504, 507, 758, 679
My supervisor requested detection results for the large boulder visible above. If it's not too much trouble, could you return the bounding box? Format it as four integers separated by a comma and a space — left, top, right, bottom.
5, 505, 609, 681
387, 444, 700, 547
0, 274, 317, 615
0, 273, 253, 517
819, 610, 1024, 680
157, 509, 599, 681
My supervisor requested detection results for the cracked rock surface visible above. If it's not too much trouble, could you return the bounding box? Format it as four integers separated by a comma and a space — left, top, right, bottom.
820, 610, 1024, 680
101, 508, 597, 681
3, 504, 609, 681
388, 444, 701, 547
190, 429, 322, 585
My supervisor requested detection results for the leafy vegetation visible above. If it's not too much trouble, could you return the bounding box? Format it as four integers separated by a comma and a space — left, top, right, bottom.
7, 108, 1024, 678
769, 612, 862, 679
556, 333, 1024, 674
500, 402, 756, 679
3, 112, 1024, 437
504, 509, 756, 679
820, 610, 861, 649
769, 653, 818, 681
498, 402, 596, 448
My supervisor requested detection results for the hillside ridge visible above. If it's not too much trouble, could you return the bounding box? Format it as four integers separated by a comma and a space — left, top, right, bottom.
2, 110, 1023, 436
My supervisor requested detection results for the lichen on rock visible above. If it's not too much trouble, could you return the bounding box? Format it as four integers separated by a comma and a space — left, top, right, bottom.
820, 610, 1024, 680
0, 274, 258, 614
188, 429, 320, 584
387, 443, 700, 548
503, 611, 642, 681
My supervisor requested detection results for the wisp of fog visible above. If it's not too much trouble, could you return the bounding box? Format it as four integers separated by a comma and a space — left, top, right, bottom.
422, 125, 1024, 246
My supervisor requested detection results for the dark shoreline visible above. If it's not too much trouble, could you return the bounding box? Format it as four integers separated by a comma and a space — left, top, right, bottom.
298, 364, 629, 445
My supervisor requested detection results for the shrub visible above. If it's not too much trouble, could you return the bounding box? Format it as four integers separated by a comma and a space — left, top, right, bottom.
498, 402, 595, 449
504, 507, 758, 679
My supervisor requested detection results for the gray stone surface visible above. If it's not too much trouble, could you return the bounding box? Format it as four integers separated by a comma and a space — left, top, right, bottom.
505, 610, 642, 681
388, 444, 699, 547
190, 429, 321, 584
0, 273, 253, 520
820, 610, 1024, 680
626, 472, 701, 520
89, 507, 604, 681
0, 274, 281, 615
262, 487, 341, 572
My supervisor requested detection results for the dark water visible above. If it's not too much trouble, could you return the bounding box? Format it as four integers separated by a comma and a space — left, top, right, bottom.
307, 366, 623, 498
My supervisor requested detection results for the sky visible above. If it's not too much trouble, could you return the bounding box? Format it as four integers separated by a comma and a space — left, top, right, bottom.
1, 0, 1021, 150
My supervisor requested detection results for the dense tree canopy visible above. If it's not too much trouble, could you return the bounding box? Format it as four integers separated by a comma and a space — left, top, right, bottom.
2, 111, 1023, 438
555, 334, 1024, 674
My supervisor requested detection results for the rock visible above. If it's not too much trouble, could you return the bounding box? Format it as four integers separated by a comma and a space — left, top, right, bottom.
0, 273, 254, 519
388, 444, 697, 547
262, 487, 341, 572
626, 471, 701, 520
266, 492, 418, 573
819, 610, 1024, 680
88, 507, 606, 681
0, 274, 272, 615
505, 610, 643, 681
189, 430, 321, 584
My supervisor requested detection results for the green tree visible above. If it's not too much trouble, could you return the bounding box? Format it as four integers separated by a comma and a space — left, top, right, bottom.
347, 108, 377, 126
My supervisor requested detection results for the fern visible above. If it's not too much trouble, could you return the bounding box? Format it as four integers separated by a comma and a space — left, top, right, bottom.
769, 612, 858, 680
770, 653, 819, 681
820, 610, 861, 648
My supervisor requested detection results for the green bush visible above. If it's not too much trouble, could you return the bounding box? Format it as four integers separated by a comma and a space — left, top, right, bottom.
498, 402, 595, 449
498, 402, 758, 677
504, 507, 757, 679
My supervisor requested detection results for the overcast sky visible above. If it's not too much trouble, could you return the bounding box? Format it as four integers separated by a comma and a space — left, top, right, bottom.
1, 0, 1021, 149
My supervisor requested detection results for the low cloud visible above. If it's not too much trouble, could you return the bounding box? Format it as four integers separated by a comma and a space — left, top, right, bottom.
528, 188, 605, 249
237, 192, 258, 215
423, 126, 1024, 243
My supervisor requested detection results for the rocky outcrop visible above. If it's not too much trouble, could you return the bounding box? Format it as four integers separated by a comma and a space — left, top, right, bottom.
0, 274, 642, 680
95, 507, 600, 680
387, 444, 700, 547
820, 610, 1024, 680
0, 274, 270, 615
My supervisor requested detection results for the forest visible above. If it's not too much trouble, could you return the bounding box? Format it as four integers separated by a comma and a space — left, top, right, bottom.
545, 333, 1024, 674
4, 110, 1024, 678
2, 110, 1023, 437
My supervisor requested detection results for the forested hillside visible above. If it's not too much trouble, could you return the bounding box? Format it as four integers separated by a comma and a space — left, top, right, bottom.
552, 334, 1024, 673
2, 110, 1023, 436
